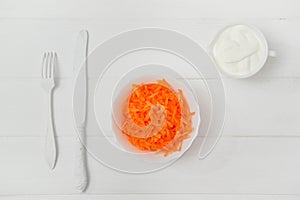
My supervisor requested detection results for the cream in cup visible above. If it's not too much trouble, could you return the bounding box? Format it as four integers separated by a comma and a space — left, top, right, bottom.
211, 24, 276, 78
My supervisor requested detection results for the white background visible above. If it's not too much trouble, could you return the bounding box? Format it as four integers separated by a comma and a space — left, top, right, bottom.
0, 0, 300, 199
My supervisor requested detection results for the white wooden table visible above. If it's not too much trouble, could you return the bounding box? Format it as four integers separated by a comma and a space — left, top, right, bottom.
0, 0, 299, 199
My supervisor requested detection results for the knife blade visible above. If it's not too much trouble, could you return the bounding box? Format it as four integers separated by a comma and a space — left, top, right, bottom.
73, 30, 89, 192
74, 30, 88, 123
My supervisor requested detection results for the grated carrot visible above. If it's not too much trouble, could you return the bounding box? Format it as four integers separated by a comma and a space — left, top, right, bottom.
120, 79, 195, 156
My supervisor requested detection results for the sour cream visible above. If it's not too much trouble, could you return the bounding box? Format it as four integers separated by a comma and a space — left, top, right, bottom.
212, 25, 267, 77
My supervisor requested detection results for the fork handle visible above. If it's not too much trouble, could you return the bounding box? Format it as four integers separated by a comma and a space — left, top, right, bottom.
45, 90, 57, 169
74, 125, 88, 192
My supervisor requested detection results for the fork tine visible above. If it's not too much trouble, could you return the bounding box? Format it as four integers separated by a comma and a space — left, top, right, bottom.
47, 52, 51, 79
45, 52, 50, 78
49, 52, 54, 79
47, 52, 51, 78
51, 52, 56, 79
42, 52, 47, 78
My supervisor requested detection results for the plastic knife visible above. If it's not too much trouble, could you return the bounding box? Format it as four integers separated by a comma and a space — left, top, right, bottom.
73, 30, 89, 192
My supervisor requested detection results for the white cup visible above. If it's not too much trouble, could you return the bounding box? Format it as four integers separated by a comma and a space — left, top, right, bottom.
210, 24, 276, 79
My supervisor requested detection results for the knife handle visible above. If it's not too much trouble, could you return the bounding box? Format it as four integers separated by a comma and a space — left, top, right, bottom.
74, 125, 88, 192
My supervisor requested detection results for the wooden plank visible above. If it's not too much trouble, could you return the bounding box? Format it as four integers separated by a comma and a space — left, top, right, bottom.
217, 78, 300, 136
0, 78, 300, 136
1, 194, 299, 200
0, 137, 299, 195
0, 0, 298, 19
0, 19, 299, 78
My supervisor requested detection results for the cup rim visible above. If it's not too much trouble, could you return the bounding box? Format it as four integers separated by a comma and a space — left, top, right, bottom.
209, 24, 269, 79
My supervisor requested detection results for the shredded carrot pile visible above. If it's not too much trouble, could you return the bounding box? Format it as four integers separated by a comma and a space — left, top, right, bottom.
120, 79, 195, 156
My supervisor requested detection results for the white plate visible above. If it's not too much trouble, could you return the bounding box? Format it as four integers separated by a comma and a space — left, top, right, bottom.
73, 28, 226, 173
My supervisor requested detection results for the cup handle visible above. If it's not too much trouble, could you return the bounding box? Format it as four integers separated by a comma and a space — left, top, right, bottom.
268, 50, 277, 57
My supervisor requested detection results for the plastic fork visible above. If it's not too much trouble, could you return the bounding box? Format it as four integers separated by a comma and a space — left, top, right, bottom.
41, 52, 57, 169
